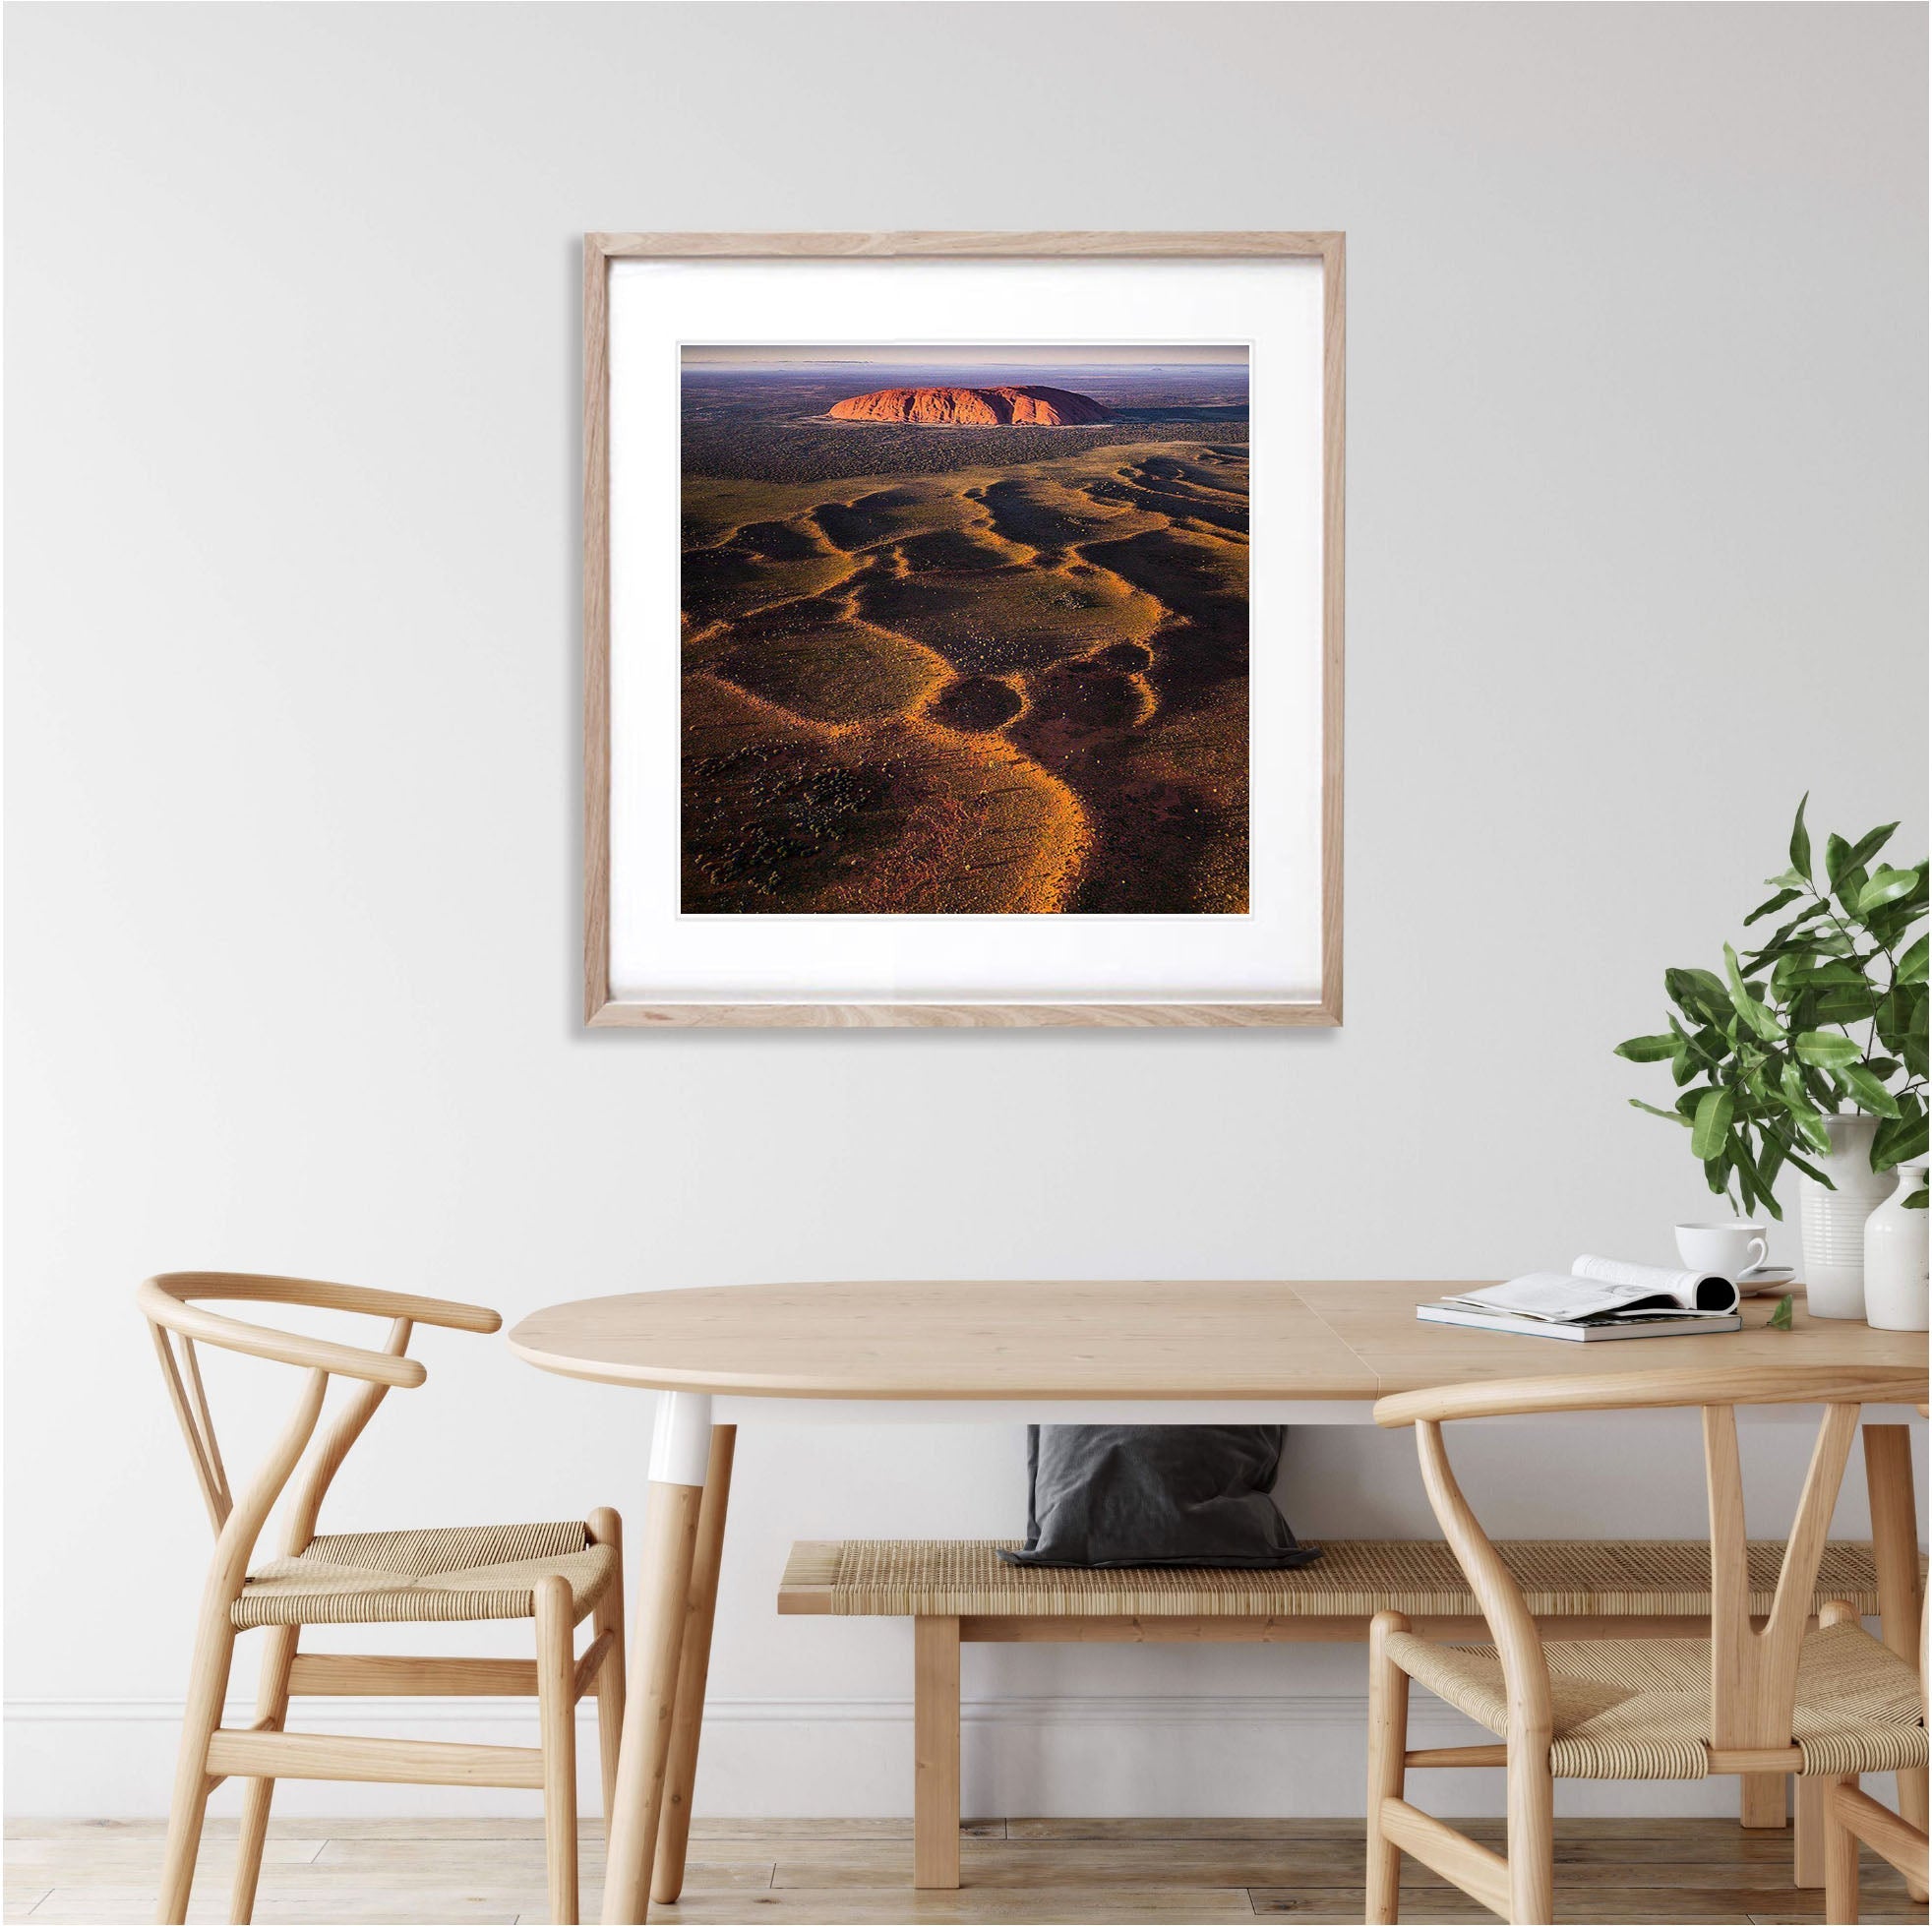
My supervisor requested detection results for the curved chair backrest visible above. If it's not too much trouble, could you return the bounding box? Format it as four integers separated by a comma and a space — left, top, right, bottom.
138, 1273, 502, 1599
1374, 1364, 1930, 1762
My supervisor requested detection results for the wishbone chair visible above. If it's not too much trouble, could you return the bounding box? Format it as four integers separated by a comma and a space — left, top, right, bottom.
141, 1272, 626, 1925
1820, 1401, 1932, 1921
1364, 1362, 1929, 1924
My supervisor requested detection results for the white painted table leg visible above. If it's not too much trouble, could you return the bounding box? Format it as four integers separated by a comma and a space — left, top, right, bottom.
601, 1393, 711, 1925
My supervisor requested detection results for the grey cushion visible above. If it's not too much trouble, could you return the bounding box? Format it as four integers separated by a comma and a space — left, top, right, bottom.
998, 1425, 1321, 1569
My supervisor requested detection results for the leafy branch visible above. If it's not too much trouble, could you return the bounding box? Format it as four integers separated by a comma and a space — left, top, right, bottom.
1615, 797, 1928, 1218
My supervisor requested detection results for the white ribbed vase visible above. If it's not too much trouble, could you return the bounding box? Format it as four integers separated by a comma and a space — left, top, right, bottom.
1800, 1113, 1897, 1318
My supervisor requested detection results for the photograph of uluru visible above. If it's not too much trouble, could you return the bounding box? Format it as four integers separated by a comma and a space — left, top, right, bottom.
680, 344, 1250, 915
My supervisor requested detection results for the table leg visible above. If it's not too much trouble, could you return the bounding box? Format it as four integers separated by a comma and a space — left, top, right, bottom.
601, 1392, 711, 1926
1864, 1423, 1927, 1901
651, 1424, 737, 1905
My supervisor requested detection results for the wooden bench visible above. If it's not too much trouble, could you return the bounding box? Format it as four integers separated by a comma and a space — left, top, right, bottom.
778, 1536, 1888, 1890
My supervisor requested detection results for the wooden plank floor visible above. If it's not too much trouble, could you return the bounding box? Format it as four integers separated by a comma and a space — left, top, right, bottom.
5, 1815, 1926, 1923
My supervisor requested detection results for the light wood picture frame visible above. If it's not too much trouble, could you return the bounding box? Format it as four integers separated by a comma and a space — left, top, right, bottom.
584, 231, 1344, 1028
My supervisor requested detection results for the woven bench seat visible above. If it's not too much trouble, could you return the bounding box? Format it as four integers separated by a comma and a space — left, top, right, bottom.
778, 1537, 1902, 1893
778, 1536, 1884, 1622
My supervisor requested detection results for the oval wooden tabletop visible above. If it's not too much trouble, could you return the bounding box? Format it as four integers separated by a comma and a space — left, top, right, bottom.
507, 1280, 1932, 1400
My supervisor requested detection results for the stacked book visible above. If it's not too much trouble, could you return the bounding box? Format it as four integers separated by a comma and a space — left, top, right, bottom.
1419, 1256, 1743, 1343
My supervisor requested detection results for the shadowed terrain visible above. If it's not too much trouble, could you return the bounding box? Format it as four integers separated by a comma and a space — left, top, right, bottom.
680, 362, 1249, 915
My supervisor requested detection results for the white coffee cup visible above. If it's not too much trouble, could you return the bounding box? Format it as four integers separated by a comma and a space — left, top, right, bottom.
1675, 1221, 1770, 1281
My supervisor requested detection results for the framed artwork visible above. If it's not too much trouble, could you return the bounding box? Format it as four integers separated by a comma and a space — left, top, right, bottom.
583, 231, 1343, 1027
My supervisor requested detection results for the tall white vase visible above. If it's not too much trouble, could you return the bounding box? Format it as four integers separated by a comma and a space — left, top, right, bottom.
1800, 1113, 1897, 1318
1863, 1165, 1930, 1331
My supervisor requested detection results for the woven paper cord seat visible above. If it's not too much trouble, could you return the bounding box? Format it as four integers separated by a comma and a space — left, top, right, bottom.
232, 1521, 618, 1629
1382, 1618, 1929, 1780
780, 1537, 1885, 1619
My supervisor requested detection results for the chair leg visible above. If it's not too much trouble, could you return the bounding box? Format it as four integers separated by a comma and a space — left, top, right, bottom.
229, 1624, 299, 1923
1365, 1610, 1411, 1925
156, 1607, 237, 1924
588, 1508, 628, 1830
536, 1575, 580, 1925
1823, 1776, 1861, 1924
1795, 1774, 1826, 1888
914, 1615, 961, 1891
1505, 1744, 1555, 1926
1864, 1425, 1929, 1900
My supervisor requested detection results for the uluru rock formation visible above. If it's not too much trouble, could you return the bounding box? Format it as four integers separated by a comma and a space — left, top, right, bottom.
828, 385, 1114, 427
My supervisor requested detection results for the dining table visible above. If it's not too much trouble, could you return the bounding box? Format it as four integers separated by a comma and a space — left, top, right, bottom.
506, 1278, 1928, 1924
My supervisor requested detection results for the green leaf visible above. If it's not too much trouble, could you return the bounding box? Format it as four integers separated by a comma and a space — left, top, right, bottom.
1896, 935, 1928, 985
1788, 795, 1812, 884
1764, 866, 1809, 891
1905, 1191, 1928, 1210
1614, 1034, 1678, 1063
1826, 832, 1852, 886
1778, 1093, 1833, 1154
1754, 1136, 1787, 1219
1768, 1294, 1794, 1330
1728, 1153, 1755, 1216
1785, 1150, 1835, 1188
1872, 1100, 1928, 1173
1685, 1024, 1726, 1067
1665, 967, 1733, 1026
1784, 962, 1865, 987
1812, 985, 1880, 1026
1691, 1087, 1734, 1161
1837, 1063, 1902, 1118
1874, 1116, 1929, 1171
1844, 822, 1900, 873
1794, 1031, 1862, 1067
1742, 887, 1802, 928
1629, 1098, 1692, 1124
1858, 866, 1921, 915
1834, 866, 1870, 920
1724, 943, 1784, 1039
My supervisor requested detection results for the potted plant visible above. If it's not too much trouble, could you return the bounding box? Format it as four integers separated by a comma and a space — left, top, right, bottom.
1615, 798, 1926, 1315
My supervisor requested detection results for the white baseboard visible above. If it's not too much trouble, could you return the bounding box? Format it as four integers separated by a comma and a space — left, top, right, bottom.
1, 1694, 1772, 1820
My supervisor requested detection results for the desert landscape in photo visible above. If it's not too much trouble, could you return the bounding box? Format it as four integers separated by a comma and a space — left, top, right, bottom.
679, 345, 1250, 915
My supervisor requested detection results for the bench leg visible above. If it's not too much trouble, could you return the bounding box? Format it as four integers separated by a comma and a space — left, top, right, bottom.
1741, 1774, 1787, 1828
914, 1615, 961, 1890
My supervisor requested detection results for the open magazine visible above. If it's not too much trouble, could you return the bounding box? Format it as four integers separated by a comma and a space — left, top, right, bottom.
1439, 1256, 1740, 1322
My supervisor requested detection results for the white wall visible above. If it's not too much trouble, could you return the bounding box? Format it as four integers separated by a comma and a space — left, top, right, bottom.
6, 1, 1925, 1820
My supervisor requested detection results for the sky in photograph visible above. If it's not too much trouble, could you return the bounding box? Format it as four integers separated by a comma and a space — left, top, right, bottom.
682, 343, 1249, 366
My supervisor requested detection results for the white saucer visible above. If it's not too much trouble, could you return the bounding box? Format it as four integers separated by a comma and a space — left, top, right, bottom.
1735, 1265, 1795, 1295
